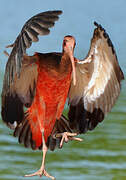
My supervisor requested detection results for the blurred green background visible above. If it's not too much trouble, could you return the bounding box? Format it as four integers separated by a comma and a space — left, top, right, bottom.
0, 0, 126, 180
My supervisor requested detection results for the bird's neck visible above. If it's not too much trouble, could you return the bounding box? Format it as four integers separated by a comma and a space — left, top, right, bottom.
60, 52, 73, 74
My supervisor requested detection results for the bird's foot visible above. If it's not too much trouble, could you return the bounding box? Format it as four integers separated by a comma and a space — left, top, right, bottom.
24, 168, 55, 180
55, 132, 83, 148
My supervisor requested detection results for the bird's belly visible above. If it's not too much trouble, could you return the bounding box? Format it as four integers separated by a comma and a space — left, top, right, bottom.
37, 69, 71, 106
32, 68, 72, 143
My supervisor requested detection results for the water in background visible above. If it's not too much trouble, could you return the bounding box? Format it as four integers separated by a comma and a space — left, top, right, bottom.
0, 0, 126, 180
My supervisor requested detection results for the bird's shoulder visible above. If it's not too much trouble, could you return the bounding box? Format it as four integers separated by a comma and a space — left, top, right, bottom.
36, 52, 62, 66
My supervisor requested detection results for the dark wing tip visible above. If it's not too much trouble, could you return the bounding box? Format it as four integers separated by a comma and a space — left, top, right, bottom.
43, 10, 63, 15
93, 21, 110, 39
55, 10, 63, 13
94, 21, 99, 27
93, 21, 116, 54
21, 10, 63, 47
94, 21, 104, 30
94, 21, 124, 81
49, 10, 63, 15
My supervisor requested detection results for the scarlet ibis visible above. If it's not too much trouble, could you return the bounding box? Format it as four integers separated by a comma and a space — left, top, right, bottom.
1, 10, 124, 179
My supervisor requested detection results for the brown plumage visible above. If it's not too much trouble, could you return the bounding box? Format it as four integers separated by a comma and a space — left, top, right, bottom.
1, 10, 124, 180
68, 22, 124, 133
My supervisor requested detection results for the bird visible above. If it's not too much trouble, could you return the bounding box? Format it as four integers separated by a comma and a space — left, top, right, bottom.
1, 10, 124, 180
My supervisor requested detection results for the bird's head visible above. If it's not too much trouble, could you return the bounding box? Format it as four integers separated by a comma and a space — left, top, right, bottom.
63, 35, 76, 85
63, 35, 76, 53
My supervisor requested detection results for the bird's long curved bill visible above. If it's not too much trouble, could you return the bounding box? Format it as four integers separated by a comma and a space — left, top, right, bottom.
69, 53, 76, 86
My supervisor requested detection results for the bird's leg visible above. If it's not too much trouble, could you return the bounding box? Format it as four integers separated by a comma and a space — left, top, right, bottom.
55, 132, 83, 148
25, 129, 55, 180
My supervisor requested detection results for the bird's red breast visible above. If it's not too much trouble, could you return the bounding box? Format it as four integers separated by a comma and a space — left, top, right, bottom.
27, 53, 72, 148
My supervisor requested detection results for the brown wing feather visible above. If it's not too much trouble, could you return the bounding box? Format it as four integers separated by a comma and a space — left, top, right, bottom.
14, 55, 38, 107
1, 10, 62, 128
1, 55, 38, 129
68, 22, 124, 133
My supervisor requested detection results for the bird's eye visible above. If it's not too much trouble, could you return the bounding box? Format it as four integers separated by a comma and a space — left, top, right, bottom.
63, 41, 66, 46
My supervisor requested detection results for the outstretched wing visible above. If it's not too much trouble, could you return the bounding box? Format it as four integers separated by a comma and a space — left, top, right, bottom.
3, 10, 62, 91
1, 10, 62, 128
68, 22, 124, 134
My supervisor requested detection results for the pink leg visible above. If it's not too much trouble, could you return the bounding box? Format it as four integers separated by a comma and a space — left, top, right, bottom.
25, 129, 55, 180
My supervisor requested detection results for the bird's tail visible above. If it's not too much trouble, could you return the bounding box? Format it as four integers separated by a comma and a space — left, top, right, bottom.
13, 111, 38, 150
13, 114, 73, 151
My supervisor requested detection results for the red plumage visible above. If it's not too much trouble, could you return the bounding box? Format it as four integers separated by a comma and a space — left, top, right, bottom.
27, 54, 72, 148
